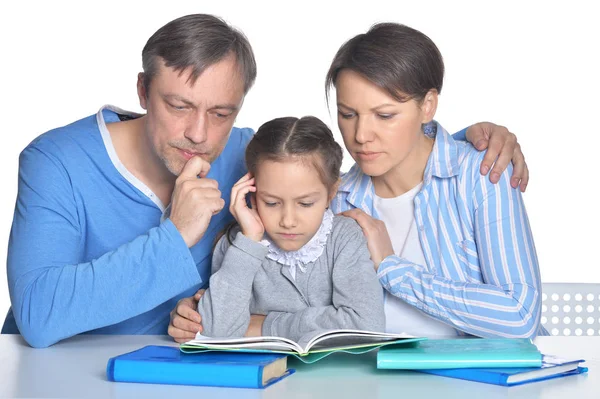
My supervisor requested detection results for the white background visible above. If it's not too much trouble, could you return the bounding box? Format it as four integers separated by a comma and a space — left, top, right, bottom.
0, 0, 598, 317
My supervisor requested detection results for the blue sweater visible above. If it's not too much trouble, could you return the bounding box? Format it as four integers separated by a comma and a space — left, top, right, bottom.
3, 107, 252, 347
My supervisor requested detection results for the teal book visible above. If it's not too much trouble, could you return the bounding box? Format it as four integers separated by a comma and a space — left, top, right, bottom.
418, 355, 587, 386
107, 345, 293, 388
377, 338, 542, 370
181, 329, 425, 363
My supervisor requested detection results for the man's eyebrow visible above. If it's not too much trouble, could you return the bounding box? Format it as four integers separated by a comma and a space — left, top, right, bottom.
211, 104, 239, 112
163, 95, 239, 111
163, 94, 195, 106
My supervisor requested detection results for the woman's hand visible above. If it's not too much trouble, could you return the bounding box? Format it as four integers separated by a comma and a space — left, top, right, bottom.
341, 209, 394, 269
466, 122, 529, 192
230, 173, 264, 241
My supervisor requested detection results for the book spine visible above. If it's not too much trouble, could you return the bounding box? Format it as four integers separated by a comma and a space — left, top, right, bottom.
377, 352, 542, 370
106, 358, 117, 382
107, 359, 264, 388
419, 369, 508, 386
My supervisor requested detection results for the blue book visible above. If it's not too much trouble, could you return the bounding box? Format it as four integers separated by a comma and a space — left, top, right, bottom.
106, 345, 293, 389
377, 338, 542, 369
418, 355, 588, 386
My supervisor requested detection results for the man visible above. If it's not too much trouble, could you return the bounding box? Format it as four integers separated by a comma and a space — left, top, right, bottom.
3, 14, 526, 348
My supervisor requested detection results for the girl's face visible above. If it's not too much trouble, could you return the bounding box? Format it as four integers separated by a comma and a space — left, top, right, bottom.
335, 69, 437, 179
254, 157, 331, 251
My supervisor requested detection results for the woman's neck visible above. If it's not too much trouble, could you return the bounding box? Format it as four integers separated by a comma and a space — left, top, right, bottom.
372, 135, 434, 198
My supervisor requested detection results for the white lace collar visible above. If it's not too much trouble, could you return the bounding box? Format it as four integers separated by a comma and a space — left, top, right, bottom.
260, 209, 334, 278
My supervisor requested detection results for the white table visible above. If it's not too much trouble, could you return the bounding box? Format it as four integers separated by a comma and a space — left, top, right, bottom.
0, 334, 597, 398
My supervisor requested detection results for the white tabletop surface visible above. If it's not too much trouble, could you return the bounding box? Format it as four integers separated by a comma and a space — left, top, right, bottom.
0, 334, 597, 398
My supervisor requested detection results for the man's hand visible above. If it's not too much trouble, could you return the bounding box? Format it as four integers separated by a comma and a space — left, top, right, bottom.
245, 315, 266, 337
170, 156, 225, 247
168, 289, 205, 344
466, 122, 529, 192
341, 209, 394, 269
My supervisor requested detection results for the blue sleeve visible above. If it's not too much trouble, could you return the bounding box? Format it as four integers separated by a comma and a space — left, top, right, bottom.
377, 153, 542, 338
7, 145, 201, 348
452, 127, 468, 142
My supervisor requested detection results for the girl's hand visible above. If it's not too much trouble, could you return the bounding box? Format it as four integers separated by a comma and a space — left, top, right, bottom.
230, 173, 264, 241
244, 314, 265, 337
341, 209, 394, 270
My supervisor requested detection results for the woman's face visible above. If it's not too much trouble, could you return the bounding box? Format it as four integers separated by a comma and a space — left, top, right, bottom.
335, 69, 436, 179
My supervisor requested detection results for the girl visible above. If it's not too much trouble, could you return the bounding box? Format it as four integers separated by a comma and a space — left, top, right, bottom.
196, 116, 385, 341
327, 23, 545, 338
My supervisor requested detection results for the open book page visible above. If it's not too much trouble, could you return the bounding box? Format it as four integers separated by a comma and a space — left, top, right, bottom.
504, 355, 585, 383
183, 334, 304, 353
182, 330, 419, 355
298, 329, 418, 353
541, 355, 585, 368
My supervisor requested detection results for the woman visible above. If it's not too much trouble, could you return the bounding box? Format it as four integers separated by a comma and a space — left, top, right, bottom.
329, 23, 543, 338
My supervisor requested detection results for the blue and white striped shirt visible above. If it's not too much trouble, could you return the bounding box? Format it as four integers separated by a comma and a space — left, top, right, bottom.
331, 122, 544, 338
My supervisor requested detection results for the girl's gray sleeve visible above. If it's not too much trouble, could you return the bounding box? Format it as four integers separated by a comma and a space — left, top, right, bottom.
262, 218, 385, 341
197, 232, 267, 337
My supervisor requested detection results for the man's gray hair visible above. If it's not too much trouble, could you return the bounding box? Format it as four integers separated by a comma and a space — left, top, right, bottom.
142, 14, 257, 94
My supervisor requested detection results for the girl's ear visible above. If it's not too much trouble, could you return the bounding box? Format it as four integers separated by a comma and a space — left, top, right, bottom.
420, 89, 439, 124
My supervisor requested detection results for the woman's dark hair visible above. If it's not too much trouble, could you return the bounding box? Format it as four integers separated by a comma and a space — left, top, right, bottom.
325, 22, 444, 103
219, 116, 343, 245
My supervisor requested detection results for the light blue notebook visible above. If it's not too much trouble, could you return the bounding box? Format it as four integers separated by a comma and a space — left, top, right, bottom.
377, 338, 542, 370
418, 355, 587, 386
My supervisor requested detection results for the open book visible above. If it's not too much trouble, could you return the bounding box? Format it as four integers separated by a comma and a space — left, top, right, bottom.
181, 329, 425, 363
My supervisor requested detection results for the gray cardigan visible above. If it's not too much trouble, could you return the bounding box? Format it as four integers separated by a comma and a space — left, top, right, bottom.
197, 215, 385, 342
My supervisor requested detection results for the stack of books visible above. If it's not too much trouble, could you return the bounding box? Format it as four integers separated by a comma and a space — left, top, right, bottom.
376, 338, 588, 387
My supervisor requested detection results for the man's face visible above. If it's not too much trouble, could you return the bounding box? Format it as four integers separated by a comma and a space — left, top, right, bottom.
138, 55, 246, 176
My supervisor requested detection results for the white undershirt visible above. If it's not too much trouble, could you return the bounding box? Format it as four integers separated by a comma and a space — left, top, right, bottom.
374, 183, 457, 337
